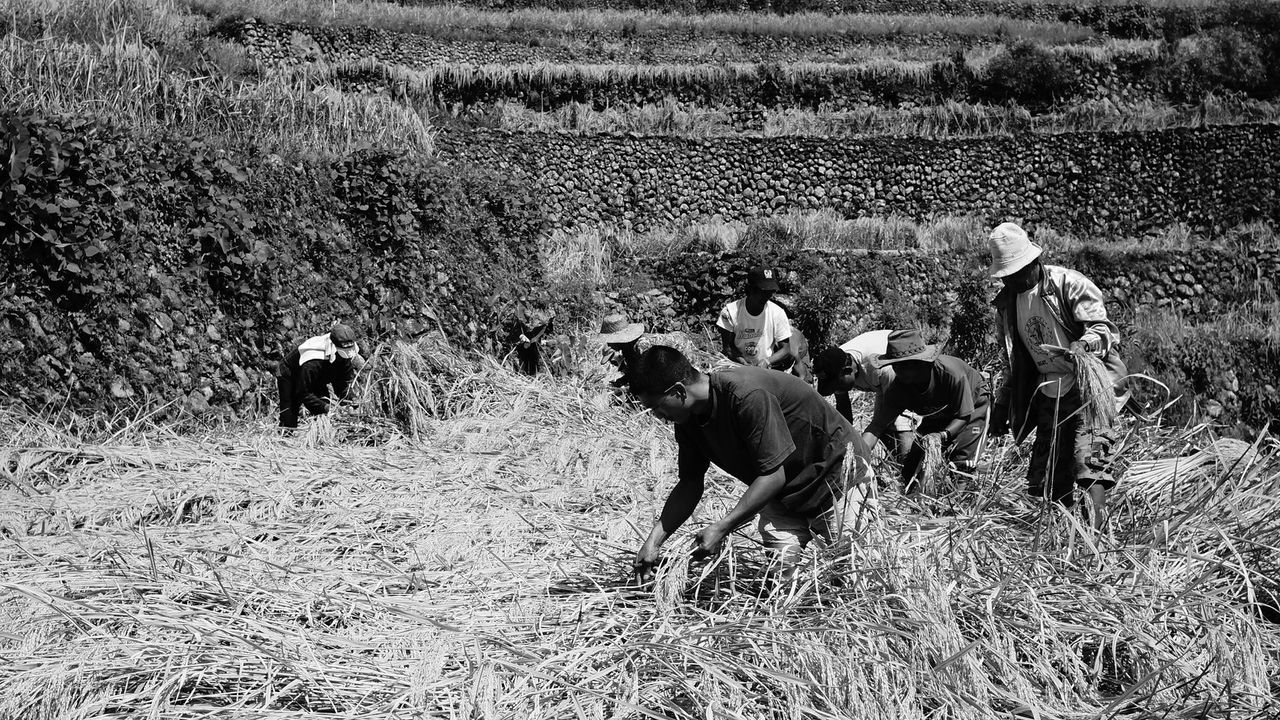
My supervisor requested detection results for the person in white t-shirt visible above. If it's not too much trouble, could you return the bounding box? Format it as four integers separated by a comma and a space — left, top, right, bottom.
716, 266, 793, 371
811, 329, 918, 461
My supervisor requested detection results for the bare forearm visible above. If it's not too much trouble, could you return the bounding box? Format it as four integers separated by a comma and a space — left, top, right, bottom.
644, 479, 703, 550
835, 392, 853, 422
716, 469, 786, 533
766, 343, 791, 368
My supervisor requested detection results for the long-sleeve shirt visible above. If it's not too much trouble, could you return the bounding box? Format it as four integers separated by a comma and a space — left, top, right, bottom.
992, 264, 1126, 441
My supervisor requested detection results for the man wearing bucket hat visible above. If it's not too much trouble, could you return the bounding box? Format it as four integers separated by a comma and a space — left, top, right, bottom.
629, 345, 874, 582
986, 222, 1126, 528
275, 323, 364, 429
812, 330, 920, 460
716, 266, 794, 372
854, 329, 989, 493
596, 313, 646, 389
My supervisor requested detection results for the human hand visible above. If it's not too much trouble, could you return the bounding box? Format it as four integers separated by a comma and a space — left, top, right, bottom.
988, 403, 1009, 436
633, 543, 661, 585
1069, 337, 1101, 356
692, 523, 728, 559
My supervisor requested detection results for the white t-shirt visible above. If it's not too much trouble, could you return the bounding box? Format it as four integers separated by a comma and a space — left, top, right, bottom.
838, 329, 913, 432
1016, 284, 1076, 397
717, 299, 791, 367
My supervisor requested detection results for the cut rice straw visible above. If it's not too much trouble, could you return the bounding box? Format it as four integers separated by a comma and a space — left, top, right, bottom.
1, 365, 1278, 718
1070, 344, 1119, 428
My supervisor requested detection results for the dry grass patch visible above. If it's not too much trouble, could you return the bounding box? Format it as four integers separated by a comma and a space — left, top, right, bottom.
2, 344, 1278, 717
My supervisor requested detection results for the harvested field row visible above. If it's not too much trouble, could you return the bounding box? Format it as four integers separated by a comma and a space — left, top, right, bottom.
2, 341, 1278, 718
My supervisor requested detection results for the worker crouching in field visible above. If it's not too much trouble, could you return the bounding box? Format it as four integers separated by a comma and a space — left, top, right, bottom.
854, 329, 989, 494
986, 222, 1126, 530
812, 329, 919, 463
630, 346, 873, 583
595, 313, 645, 390
276, 323, 363, 429
717, 266, 794, 372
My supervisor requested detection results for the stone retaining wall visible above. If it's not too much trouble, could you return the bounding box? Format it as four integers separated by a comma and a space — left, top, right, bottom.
437, 125, 1280, 236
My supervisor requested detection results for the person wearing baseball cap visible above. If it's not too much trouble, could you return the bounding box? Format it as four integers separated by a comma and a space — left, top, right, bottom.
811, 329, 919, 463
716, 265, 794, 373
595, 313, 646, 389
857, 329, 989, 494
275, 323, 364, 429
987, 221, 1127, 529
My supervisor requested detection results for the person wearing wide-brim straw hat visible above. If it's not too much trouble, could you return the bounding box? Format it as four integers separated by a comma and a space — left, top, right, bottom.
812, 330, 921, 461
986, 221, 1128, 530
854, 329, 989, 494
596, 313, 646, 389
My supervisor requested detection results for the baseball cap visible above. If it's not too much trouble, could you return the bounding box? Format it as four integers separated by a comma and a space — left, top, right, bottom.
747, 266, 780, 292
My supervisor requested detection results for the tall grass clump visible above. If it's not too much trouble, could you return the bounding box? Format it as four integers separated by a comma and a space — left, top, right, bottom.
0, 5, 434, 157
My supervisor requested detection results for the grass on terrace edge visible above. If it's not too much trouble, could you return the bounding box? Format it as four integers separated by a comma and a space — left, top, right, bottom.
187, 0, 1097, 43
542, 212, 1280, 261
8, 27, 1276, 147
0, 337, 1277, 718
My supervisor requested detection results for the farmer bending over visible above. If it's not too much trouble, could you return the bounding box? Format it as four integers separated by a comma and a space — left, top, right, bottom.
595, 313, 645, 390
717, 266, 793, 372
630, 346, 872, 581
856, 329, 989, 494
987, 222, 1126, 529
812, 329, 919, 461
275, 323, 363, 429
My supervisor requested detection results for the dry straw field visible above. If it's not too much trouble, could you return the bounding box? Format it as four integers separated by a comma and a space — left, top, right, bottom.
2, 340, 1278, 718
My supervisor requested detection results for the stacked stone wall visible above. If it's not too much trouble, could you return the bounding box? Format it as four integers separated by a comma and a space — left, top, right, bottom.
438, 125, 1280, 236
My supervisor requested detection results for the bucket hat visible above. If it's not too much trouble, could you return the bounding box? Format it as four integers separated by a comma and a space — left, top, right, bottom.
596, 313, 645, 344
873, 329, 941, 367
987, 222, 1043, 278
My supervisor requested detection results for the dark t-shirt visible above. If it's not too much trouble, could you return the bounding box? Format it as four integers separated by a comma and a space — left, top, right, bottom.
674, 366, 854, 516
866, 354, 986, 437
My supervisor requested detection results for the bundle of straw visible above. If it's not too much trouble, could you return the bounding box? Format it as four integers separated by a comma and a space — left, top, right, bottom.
1069, 345, 1118, 428
916, 432, 945, 496
1126, 437, 1257, 493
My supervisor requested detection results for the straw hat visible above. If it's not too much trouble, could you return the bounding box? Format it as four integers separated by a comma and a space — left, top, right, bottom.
596, 314, 644, 344
873, 329, 941, 367
987, 222, 1043, 278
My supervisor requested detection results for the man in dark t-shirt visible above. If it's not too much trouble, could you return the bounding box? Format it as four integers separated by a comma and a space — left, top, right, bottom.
629, 345, 873, 581
861, 329, 989, 492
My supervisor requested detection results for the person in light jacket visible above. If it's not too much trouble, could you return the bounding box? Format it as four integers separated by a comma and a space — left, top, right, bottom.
987, 222, 1126, 529
276, 323, 363, 428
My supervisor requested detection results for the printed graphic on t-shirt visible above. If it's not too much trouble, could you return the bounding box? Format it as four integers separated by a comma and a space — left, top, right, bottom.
1023, 316, 1055, 369
717, 300, 791, 367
